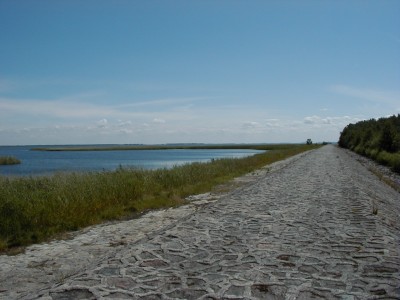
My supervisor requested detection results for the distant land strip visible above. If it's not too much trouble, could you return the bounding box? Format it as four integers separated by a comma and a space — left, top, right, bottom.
31, 144, 299, 152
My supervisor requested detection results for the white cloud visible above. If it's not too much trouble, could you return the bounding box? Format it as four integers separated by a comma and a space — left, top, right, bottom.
0, 116, 342, 145
96, 118, 108, 128
117, 120, 132, 127
0, 92, 367, 145
304, 115, 323, 125
242, 121, 259, 129
265, 119, 281, 128
303, 115, 360, 127
152, 118, 166, 124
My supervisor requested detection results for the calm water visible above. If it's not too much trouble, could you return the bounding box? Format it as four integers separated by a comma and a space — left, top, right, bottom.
0, 146, 264, 177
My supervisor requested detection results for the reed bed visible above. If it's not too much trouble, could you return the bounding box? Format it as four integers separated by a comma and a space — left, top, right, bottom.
0, 144, 319, 251
0, 156, 21, 165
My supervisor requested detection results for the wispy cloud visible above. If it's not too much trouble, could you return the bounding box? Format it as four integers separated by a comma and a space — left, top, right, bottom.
242, 121, 260, 129
0, 98, 117, 119
152, 118, 166, 124
330, 85, 400, 105
303, 115, 360, 127
265, 119, 282, 128
96, 118, 109, 128
0, 95, 209, 121
304, 115, 332, 125
0, 113, 355, 145
115, 97, 210, 108
0, 92, 367, 145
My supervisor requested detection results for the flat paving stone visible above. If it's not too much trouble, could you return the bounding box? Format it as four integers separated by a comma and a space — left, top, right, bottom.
1, 145, 399, 299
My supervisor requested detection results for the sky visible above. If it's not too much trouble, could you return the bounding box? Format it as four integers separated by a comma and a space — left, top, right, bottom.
0, 0, 399, 146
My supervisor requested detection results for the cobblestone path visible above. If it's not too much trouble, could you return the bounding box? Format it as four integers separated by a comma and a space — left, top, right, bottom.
3, 145, 400, 299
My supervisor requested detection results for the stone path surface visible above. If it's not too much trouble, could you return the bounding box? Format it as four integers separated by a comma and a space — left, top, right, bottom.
1, 145, 400, 299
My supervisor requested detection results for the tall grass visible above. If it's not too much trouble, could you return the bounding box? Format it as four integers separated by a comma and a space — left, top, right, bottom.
0, 144, 319, 250
0, 156, 21, 165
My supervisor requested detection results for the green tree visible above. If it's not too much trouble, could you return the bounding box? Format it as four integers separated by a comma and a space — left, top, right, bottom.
339, 114, 400, 173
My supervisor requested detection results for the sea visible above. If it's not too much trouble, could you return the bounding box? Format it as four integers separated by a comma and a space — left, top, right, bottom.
0, 145, 264, 177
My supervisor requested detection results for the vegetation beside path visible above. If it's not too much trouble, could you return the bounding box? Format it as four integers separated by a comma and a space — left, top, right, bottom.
339, 114, 400, 173
0, 144, 320, 251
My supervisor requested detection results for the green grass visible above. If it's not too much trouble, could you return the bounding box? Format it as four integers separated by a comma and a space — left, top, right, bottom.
0, 156, 21, 165
0, 144, 320, 251
375, 151, 400, 173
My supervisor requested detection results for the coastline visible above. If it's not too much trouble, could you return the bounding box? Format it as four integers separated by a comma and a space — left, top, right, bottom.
29, 144, 293, 152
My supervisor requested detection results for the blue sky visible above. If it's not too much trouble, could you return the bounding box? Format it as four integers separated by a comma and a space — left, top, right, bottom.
1, 0, 399, 145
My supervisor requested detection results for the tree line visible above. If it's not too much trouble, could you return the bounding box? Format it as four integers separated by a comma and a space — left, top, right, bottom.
338, 114, 400, 173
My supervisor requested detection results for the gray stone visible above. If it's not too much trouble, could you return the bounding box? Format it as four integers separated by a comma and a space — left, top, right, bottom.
49, 289, 95, 300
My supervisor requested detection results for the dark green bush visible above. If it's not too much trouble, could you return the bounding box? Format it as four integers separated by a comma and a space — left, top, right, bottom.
339, 115, 400, 173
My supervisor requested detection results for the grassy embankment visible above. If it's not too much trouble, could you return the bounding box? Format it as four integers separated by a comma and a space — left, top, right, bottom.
0, 144, 320, 251
0, 156, 21, 165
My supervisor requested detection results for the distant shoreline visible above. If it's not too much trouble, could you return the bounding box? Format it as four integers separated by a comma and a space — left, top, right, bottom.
1, 146, 266, 177
31, 143, 298, 152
